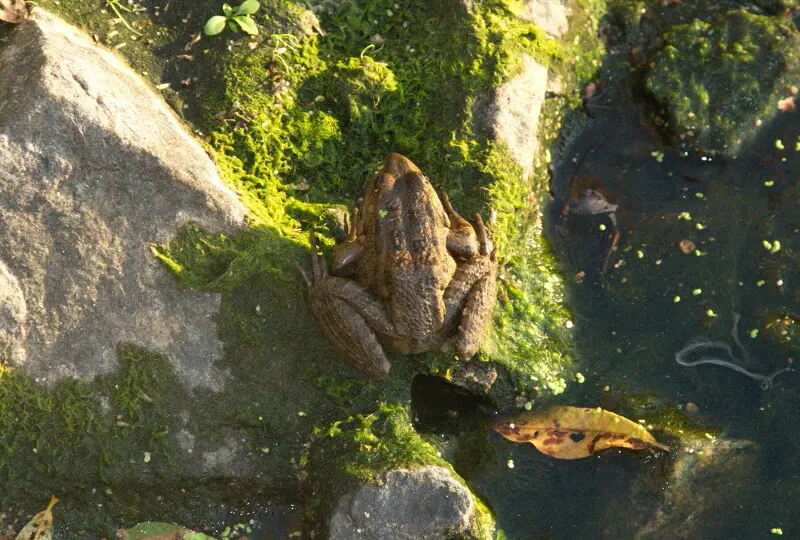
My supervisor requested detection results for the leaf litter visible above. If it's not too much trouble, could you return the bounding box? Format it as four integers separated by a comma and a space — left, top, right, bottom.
492, 405, 669, 459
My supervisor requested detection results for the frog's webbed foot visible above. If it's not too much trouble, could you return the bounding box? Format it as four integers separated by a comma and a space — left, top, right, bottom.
440, 190, 479, 260
304, 235, 392, 379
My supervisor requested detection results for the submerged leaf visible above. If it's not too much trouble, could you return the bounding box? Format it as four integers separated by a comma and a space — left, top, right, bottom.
492, 405, 669, 459
15, 496, 58, 540
117, 522, 217, 540
0, 0, 26, 24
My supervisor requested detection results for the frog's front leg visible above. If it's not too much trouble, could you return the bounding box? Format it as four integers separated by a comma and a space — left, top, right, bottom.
302, 236, 395, 379
439, 191, 481, 260
442, 216, 498, 359
331, 207, 364, 276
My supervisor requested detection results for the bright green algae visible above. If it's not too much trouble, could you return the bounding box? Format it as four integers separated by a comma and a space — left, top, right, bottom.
0, 0, 608, 534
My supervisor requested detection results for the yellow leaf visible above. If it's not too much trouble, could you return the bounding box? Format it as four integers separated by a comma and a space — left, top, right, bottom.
492, 405, 669, 459
15, 496, 58, 540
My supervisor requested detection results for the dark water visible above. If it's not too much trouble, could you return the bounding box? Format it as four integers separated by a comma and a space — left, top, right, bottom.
457, 101, 800, 538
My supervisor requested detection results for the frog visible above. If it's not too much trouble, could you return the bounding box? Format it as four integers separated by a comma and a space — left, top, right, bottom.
300, 153, 498, 380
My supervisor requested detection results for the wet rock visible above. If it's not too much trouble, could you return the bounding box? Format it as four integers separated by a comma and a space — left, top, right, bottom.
646, 10, 800, 156
518, 0, 571, 37
598, 436, 761, 538
329, 466, 476, 540
477, 54, 548, 179
0, 10, 248, 390
450, 361, 498, 394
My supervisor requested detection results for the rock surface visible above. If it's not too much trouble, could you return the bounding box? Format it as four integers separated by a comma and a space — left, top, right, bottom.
478, 54, 548, 179
329, 466, 476, 539
598, 436, 761, 538
0, 10, 248, 390
519, 0, 571, 37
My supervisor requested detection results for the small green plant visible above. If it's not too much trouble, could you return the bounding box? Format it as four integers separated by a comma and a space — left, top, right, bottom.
204, 0, 260, 36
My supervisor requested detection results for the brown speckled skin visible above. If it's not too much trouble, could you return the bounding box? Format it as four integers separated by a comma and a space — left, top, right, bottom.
304, 154, 497, 380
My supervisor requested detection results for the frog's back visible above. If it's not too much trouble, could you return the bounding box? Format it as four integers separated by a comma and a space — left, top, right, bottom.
359, 155, 456, 348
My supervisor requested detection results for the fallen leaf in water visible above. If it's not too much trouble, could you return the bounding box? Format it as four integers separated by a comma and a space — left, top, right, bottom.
0, 0, 26, 24
15, 496, 58, 540
492, 405, 669, 459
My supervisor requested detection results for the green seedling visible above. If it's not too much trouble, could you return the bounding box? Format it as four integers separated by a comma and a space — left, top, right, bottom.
204, 0, 260, 36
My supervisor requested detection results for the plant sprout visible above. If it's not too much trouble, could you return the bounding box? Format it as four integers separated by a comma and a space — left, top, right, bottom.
204, 0, 260, 37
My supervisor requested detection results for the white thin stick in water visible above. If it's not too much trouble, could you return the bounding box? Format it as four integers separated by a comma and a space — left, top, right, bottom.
675, 313, 793, 390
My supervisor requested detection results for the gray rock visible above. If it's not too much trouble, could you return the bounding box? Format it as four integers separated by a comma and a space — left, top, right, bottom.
0, 259, 26, 364
518, 0, 572, 37
0, 10, 248, 390
450, 361, 498, 394
329, 466, 476, 540
477, 54, 548, 179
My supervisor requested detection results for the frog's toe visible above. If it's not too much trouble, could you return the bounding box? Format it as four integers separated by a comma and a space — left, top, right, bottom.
474, 214, 494, 257
309, 234, 329, 282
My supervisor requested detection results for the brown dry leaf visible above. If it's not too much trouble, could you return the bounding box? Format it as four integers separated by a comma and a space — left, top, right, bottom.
492, 405, 669, 459
15, 496, 58, 540
0, 0, 26, 24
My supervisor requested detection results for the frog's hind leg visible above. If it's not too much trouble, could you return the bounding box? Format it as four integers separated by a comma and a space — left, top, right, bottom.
305, 236, 393, 379
443, 248, 498, 360
457, 253, 498, 360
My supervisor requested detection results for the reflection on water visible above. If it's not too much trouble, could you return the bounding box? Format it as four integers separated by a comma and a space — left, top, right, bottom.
470, 100, 800, 538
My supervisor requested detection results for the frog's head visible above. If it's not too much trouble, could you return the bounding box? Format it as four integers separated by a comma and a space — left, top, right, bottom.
381, 152, 421, 178
370, 153, 437, 196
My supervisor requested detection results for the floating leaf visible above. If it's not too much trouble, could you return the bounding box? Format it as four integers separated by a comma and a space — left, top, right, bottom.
15, 496, 58, 540
492, 405, 669, 459
0, 0, 26, 24
203, 15, 227, 36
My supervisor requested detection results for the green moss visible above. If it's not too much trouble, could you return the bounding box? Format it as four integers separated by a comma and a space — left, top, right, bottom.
619, 393, 720, 445
0, 346, 188, 533
646, 10, 800, 156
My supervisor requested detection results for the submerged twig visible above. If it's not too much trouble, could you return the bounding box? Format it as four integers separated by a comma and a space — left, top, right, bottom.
675, 313, 793, 390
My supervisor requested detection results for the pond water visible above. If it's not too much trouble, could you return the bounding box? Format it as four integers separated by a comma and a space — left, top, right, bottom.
454, 100, 800, 538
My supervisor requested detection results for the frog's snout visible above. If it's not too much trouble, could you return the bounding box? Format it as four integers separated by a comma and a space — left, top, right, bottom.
383, 153, 421, 177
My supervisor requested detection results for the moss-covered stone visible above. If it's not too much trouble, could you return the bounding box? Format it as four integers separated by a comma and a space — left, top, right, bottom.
304, 404, 494, 539
646, 9, 800, 156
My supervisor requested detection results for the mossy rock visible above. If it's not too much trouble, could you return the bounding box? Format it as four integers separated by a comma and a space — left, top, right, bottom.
303, 404, 495, 539
646, 9, 800, 156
